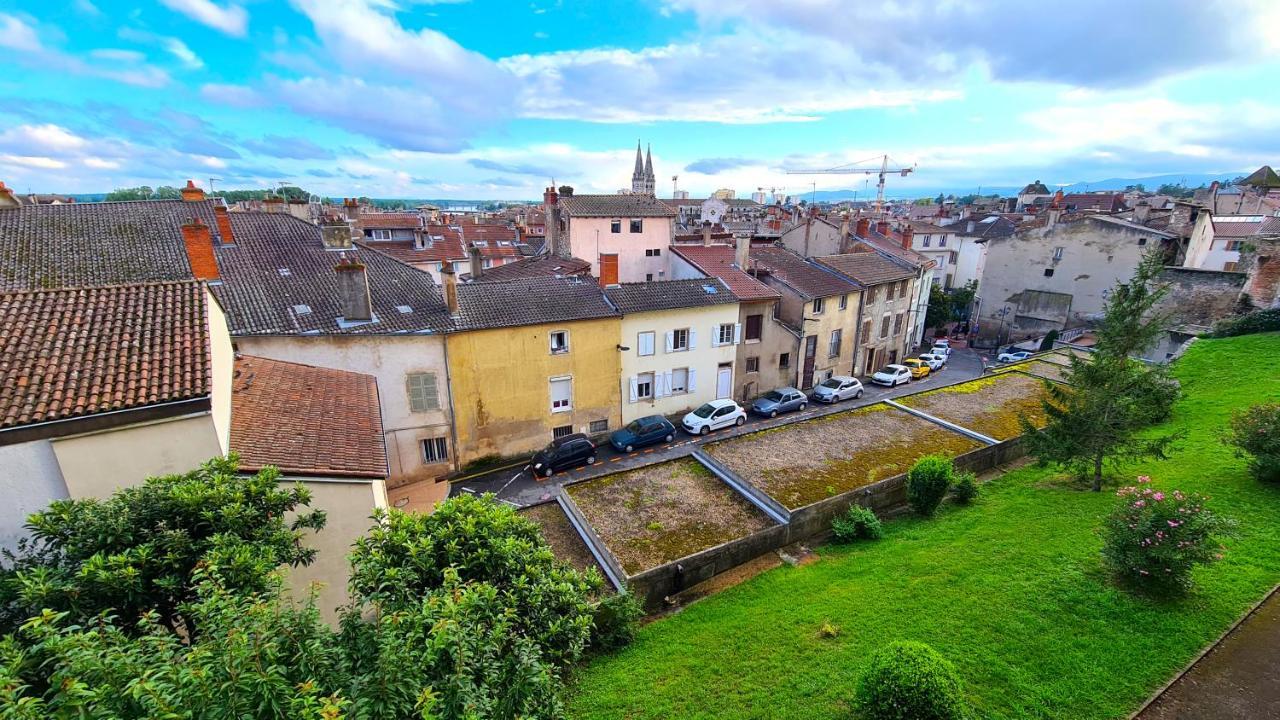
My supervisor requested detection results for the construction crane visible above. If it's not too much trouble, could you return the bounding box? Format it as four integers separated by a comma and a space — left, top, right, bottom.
786, 154, 916, 216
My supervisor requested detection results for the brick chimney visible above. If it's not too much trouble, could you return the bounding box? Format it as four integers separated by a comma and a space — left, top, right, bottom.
213, 202, 235, 245
735, 235, 749, 270
0, 181, 18, 209
335, 255, 373, 322
839, 212, 851, 240
900, 224, 914, 250
854, 217, 870, 239
181, 179, 205, 202
181, 218, 219, 281
1048, 190, 1064, 229
320, 216, 354, 250
441, 262, 460, 316
702, 221, 713, 246
469, 244, 484, 279
545, 186, 568, 259
876, 219, 890, 236
263, 195, 284, 213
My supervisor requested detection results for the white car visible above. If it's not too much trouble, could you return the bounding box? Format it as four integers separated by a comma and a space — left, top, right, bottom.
872, 364, 912, 387
811, 375, 864, 403
998, 350, 1033, 363
918, 353, 946, 371
682, 399, 747, 435
931, 339, 952, 357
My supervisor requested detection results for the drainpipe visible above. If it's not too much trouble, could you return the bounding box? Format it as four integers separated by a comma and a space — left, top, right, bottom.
852, 288, 867, 376
442, 336, 461, 473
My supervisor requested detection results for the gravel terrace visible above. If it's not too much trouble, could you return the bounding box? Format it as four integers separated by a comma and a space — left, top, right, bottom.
898, 372, 1053, 441
567, 458, 774, 576
704, 403, 982, 510
521, 501, 606, 579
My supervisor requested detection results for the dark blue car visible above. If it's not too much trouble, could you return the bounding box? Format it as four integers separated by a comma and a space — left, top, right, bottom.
609, 415, 676, 453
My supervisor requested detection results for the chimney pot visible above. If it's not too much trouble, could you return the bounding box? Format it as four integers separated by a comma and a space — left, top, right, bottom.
735, 235, 749, 270
702, 221, 712, 246
213, 203, 235, 246
855, 217, 870, 239
900, 224, 914, 250
181, 179, 206, 202
181, 218, 219, 280
335, 256, 373, 322
441, 262, 460, 316
876, 219, 890, 236
469, 244, 484, 279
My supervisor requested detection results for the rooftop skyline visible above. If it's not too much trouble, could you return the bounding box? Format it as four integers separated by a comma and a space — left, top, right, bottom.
1, 0, 1277, 199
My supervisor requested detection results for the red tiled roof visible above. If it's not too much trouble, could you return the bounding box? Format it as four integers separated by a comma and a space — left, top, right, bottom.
1213, 219, 1265, 238
750, 245, 858, 299
231, 355, 387, 479
362, 224, 467, 265
0, 281, 212, 430
358, 212, 422, 230
669, 244, 779, 302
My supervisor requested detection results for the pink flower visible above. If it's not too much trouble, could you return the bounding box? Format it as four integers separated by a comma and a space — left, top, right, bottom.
1153, 492, 1165, 501
1137, 476, 1152, 484
1168, 520, 1180, 528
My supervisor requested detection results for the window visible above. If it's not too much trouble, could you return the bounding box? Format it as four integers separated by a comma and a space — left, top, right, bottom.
550, 377, 572, 412
885, 283, 895, 301
553, 424, 573, 439
1226, 240, 1243, 251
923, 236, 931, 247
637, 331, 655, 356
421, 437, 449, 463
893, 313, 904, 336
671, 367, 689, 393
866, 286, 877, 303
610, 219, 621, 233
746, 356, 759, 373
839, 294, 848, 310
939, 236, 947, 247
899, 280, 909, 297
589, 419, 609, 433
1138, 237, 1147, 246
368, 229, 393, 240
828, 328, 842, 358
745, 314, 763, 341
812, 297, 825, 314
1223, 261, 1239, 272
630, 219, 643, 233
880, 315, 891, 339
636, 372, 654, 400
406, 373, 439, 412
669, 327, 690, 352
1053, 246, 1064, 260
549, 330, 569, 354
779, 352, 791, 368
645, 248, 662, 257
862, 320, 872, 342
716, 323, 736, 346
1044, 268, 1055, 277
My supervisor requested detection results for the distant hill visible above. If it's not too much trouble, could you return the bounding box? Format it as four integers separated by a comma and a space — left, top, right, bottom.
809, 171, 1243, 203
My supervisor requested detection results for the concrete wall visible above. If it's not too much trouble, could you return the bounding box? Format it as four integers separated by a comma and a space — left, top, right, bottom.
734, 300, 801, 403
756, 278, 860, 388
780, 219, 842, 258
566, 216, 675, 283
234, 335, 453, 491
206, 289, 234, 455
0, 440, 68, 551
952, 235, 987, 291
856, 278, 917, 376
52, 413, 224, 500
447, 317, 622, 464
619, 303, 740, 424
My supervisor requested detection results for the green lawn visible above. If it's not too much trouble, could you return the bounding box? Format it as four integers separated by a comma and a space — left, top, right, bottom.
568, 333, 1280, 720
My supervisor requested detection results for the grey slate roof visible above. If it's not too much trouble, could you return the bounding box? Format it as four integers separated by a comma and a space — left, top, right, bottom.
211, 212, 453, 335
559, 194, 676, 218
815, 252, 917, 286
473, 254, 592, 281
604, 278, 737, 314
456, 276, 618, 330
0, 199, 220, 291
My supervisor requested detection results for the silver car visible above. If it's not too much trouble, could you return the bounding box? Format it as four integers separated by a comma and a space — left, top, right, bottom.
811, 376, 864, 403
751, 387, 808, 417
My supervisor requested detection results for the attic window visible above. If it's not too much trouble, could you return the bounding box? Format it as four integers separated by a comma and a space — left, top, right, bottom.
701, 284, 719, 294
278, 268, 292, 276
396, 305, 413, 314
293, 304, 312, 315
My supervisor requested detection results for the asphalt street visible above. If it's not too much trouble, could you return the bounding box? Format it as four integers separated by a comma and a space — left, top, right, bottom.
453, 345, 988, 507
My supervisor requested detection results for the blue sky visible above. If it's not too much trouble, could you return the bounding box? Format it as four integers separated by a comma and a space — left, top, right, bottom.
1, 0, 1277, 199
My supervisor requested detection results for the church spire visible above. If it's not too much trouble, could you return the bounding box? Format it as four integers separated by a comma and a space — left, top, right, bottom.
633, 140, 644, 178
644, 144, 654, 181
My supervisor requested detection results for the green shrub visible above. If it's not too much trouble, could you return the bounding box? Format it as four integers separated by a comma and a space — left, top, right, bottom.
1101, 477, 1233, 596
1226, 403, 1280, 482
950, 472, 978, 504
1211, 308, 1280, 338
854, 640, 966, 720
588, 592, 643, 653
832, 505, 883, 542
907, 456, 953, 517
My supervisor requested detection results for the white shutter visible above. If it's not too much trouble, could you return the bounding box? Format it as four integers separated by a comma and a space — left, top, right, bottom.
665, 331, 674, 353
711, 325, 721, 347
689, 329, 697, 349
688, 368, 697, 393
733, 322, 742, 345
656, 372, 669, 398
628, 376, 638, 403
664, 371, 674, 396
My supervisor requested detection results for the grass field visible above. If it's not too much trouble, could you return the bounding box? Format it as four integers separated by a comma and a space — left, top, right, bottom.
568, 333, 1280, 720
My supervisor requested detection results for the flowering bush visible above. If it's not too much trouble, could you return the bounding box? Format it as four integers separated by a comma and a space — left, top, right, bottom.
1101, 477, 1233, 596
1225, 402, 1280, 483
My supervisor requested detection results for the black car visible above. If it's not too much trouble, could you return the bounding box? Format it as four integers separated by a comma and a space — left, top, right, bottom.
527, 433, 597, 478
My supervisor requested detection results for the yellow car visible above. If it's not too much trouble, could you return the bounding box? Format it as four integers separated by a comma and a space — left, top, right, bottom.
902, 358, 931, 379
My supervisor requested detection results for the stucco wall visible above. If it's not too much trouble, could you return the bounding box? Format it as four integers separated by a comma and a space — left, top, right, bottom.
234, 335, 452, 487
51, 413, 223, 500
618, 303, 740, 424
780, 220, 842, 257
0, 440, 68, 551
796, 292, 860, 387
447, 318, 622, 464
735, 301, 800, 403
567, 216, 675, 283
206, 289, 234, 455
856, 280, 916, 376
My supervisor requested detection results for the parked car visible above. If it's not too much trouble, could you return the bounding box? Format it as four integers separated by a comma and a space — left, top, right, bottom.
609, 415, 676, 453
918, 353, 946, 370
751, 387, 808, 417
682, 399, 747, 435
902, 358, 931, 379
998, 350, 1033, 363
811, 376, 864, 404
872, 364, 913, 387
931, 338, 952, 356
527, 433, 596, 478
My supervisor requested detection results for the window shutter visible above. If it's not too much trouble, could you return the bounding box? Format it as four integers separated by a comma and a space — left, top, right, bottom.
656, 372, 669, 398
733, 323, 742, 345
710, 325, 719, 347
665, 331, 674, 353
664, 371, 674, 396
688, 368, 697, 393
689, 329, 697, 349
629, 376, 638, 403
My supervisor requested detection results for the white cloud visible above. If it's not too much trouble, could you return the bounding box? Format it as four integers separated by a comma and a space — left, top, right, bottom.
0, 124, 90, 155
157, 0, 249, 37
199, 82, 264, 107
0, 16, 42, 52
0, 155, 68, 170
163, 37, 204, 68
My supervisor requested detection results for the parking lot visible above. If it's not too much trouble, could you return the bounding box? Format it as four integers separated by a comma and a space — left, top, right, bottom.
445, 346, 987, 508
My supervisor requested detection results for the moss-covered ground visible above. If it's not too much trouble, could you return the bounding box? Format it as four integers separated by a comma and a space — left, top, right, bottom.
569, 333, 1280, 720
899, 372, 1054, 440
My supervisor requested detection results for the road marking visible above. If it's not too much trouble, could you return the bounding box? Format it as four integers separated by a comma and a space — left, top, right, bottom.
498, 471, 525, 493
610, 457, 621, 463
